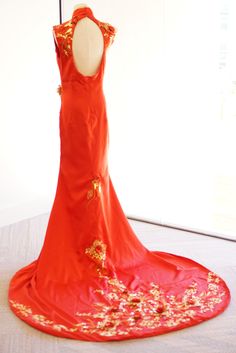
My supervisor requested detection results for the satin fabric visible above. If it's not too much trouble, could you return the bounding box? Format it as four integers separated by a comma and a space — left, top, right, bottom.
8, 6, 231, 341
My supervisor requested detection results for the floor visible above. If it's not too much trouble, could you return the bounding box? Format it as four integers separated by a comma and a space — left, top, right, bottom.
1, 214, 236, 353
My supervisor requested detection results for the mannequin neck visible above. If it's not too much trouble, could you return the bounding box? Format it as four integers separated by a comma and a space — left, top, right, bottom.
73, 3, 88, 11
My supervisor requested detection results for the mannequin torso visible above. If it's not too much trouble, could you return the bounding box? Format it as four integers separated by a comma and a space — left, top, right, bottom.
72, 3, 104, 77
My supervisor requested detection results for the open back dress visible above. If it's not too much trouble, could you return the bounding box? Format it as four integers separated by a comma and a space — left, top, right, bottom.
8, 6, 231, 341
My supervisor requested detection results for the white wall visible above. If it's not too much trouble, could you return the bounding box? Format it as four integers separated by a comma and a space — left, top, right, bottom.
1, 0, 236, 238
0, 0, 60, 226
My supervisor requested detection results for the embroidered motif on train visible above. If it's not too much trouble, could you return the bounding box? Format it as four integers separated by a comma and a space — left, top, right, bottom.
9, 300, 78, 332
9, 270, 226, 337
87, 178, 102, 200
74, 268, 226, 336
85, 239, 107, 268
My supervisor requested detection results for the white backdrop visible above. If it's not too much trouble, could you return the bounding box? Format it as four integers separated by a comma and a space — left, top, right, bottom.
1, 0, 236, 238
0, 0, 60, 225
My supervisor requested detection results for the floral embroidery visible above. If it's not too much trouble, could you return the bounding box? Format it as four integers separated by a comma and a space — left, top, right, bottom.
53, 17, 116, 57
9, 270, 226, 337
85, 239, 107, 267
53, 20, 76, 57
87, 178, 102, 200
74, 269, 226, 336
9, 300, 78, 332
99, 22, 117, 47
9, 238, 227, 337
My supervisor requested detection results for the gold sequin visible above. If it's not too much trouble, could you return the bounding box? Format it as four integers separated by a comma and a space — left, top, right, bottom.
85, 239, 107, 267
87, 178, 102, 200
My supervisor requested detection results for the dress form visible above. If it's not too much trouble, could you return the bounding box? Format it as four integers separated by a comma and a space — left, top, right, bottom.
72, 3, 104, 76
8, 5, 230, 342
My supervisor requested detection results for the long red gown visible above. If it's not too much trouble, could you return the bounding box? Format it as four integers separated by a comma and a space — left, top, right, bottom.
8, 6, 231, 341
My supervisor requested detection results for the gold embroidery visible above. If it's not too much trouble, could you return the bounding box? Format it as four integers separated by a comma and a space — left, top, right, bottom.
9, 270, 226, 337
85, 239, 107, 267
54, 20, 75, 56
9, 300, 78, 332
99, 22, 116, 47
75, 269, 226, 335
8, 236, 227, 338
54, 18, 116, 57
9, 302, 33, 317
87, 178, 102, 200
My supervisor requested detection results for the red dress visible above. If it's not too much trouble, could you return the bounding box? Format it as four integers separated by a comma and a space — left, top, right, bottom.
8, 6, 231, 341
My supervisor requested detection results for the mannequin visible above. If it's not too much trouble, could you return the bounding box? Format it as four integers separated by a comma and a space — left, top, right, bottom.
73, 2, 88, 10
72, 3, 104, 76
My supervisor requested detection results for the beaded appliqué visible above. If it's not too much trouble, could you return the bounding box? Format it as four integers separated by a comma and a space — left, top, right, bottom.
9, 270, 226, 337
85, 239, 107, 268
87, 178, 102, 200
